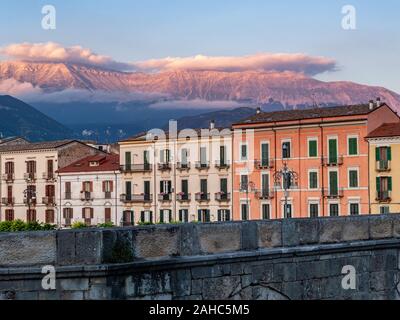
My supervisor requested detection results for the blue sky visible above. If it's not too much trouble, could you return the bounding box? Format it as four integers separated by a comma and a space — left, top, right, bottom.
1, 0, 399, 92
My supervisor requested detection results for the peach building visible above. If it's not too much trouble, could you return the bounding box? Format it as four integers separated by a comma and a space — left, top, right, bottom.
232, 101, 400, 220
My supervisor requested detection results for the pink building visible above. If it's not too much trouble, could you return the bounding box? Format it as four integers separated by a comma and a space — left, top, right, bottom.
232, 101, 400, 220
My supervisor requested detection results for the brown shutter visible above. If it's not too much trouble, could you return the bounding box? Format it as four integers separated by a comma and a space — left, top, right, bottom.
82, 182, 85, 192
7, 186, 12, 199
102, 181, 105, 192
90, 182, 93, 192
82, 208, 85, 219
105, 208, 111, 222
90, 208, 94, 219
109, 181, 113, 192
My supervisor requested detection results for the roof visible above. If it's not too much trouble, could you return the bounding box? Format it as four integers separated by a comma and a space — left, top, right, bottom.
0, 140, 86, 153
57, 153, 120, 173
121, 127, 231, 143
366, 122, 400, 139
234, 104, 381, 126
0, 136, 26, 144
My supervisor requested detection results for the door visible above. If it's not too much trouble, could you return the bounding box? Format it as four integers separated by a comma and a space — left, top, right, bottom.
329, 171, 338, 196
125, 181, 132, 200
220, 178, 228, 194
144, 181, 151, 201
143, 150, 150, 170
220, 146, 226, 165
125, 152, 131, 170
262, 174, 269, 196
328, 139, 338, 164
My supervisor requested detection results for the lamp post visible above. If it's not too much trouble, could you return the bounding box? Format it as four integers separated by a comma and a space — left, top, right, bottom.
273, 162, 298, 218
23, 188, 36, 222
239, 180, 255, 220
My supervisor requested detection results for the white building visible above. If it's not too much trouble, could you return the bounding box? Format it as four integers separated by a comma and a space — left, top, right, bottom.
118, 122, 233, 225
57, 153, 122, 227
0, 140, 102, 224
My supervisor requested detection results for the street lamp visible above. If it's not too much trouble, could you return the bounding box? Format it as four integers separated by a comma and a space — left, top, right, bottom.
23, 188, 37, 221
239, 180, 255, 220
273, 162, 298, 218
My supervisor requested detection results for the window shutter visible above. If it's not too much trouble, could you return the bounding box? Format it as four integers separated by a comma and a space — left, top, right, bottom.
225, 210, 231, 221
82, 208, 85, 219
102, 181, 105, 192
198, 210, 202, 222
388, 177, 393, 191
169, 210, 172, 222
90, 181, 93, 192
160, 210, 164, 223
376, 177, 381, 192
376, 148, 380, 161
109, 181, 113, 192
217, 210, 221, 222
387, 147, 392, 161
90, 208, 94, 219
149, 211, 153, 223
179, 210, 182, 222
105, 208, 111, 222
206, 210, 210, 222
309, 140, 317, 157
82, 182, 85, 191
140, 211, 145, 222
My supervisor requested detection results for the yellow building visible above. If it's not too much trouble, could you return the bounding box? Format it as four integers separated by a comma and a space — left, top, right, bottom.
367, 123, 400, 214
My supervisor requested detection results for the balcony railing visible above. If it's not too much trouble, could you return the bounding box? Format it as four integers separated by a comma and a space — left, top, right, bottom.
158, 193, 172, 201
120, 164, 152, 173
1, 197, 14, 206
255, 159, 275, 170
195, 162, 210, 170
120, 194, 153, 203
65, 192, 72, 200
23, 198, 37, 206
322, 156, 344, 166
215, 192, 231, 202
195, 192, 210, 201
215, 161, 230, 169
42, 196, 56, 206
176, 193, 191, 202
80, 191, 93, 201
255, 189, 275, 200
376, 160, 391, 172
104, 191, 112, 199
24, 172, 37, 182
176, 162, 190, 170
43, 172, 56, 181
158, 163, 172, 171
376, 190, 392, 202
2, 173, 14, 182
322, 188, 344, 198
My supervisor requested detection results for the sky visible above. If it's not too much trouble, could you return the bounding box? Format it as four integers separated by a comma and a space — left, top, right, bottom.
0, 0, 399, 92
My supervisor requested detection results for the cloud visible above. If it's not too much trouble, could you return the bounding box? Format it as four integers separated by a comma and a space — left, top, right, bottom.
133, 53, 337, 75
149, 99, 245, 110
0, 42, 132, 71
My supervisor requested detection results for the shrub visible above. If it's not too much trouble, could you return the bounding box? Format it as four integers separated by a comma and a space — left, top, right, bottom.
0, 220, 56, 232
109, 239, 134, 263
137, 221, 154, 226
98, 222, 114, 228
0, 221, 12, 232
71, 221, 88, 229
11, 219, 27, 231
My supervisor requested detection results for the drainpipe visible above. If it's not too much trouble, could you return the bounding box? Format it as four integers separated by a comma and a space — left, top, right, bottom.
298, 123, 301, 217
367, 140, 371, 214
273, 127, 278, 219
114, 170, 118, 225
320, 123, 325, 217
59, 175, 62, 228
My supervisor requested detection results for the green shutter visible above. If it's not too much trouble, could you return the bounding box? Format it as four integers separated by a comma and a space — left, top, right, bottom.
261, 144, 269, 165
388, 147, 392, 161
329, 171, 338, 193
376, 177, 381, 192
309, 140, 317, 157
198, 210, 202, 222
388, 177, 393, 191
160, 210, 164, 223
349, 138, 358, 155
329, 139, 338, 163
220, 178, 228, 193
376, 148, 380, 161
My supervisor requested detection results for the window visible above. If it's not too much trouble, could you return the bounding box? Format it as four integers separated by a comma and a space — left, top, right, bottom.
26, 160, 36, 174
261, 143, 269, 166
348, 169, 359, 188
282, 141, 291, 159
376, 146, 391, 170
125, 181, 132, 200
220, 178, 228, 197
160, 209, 172, 223
329, 203, 339, 217
200, 179, 208, 194
5, 209, 14, 221
140, 210, 153, 223
125, 152, 131, 170
376, 176, 392, 200
103, 181, 113, 198
241, 203, 249, 220
348, 137, 358, 155
240, 143, 248, 161
160, 149, 170, 163
380, 206, 390, 215
63, 208, 73, 226
309, 203, 319, 218
5, 162, 14, 176
283, 204, 292, 218
160, 180, 172, 194
45, 210, 54, 224
262, 204, 270, 220
308, 139, 318, 157
328, 138, 338, 164
261, 174, 269, 196
82, 181, 92, 193
123, 210, 134, 226
350, 203, 360, 215
82, 207, 93, 225
181, 148, 188, 166
105, 208, 111, 223
144, 181, 151, 200
240, 175, 249, 191
329, 171, 339, 195
181, 179, 189, 195
200, 147, 207, 165
220, 145, 227, 166
27, 209, 36, 222
65, 182, 71, 199
179, 209, 189, 223
218, 209, 231, 222
7, 185, 13, 204
198, 209, 210, 222
309, 171, 318, 189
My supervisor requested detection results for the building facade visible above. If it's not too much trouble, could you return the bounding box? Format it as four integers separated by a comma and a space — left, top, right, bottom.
366, 123, 400, 214
57, 154, 122, 227
118, 124, 233, 225
232, 102, 400, 220
0, 140, 102, 224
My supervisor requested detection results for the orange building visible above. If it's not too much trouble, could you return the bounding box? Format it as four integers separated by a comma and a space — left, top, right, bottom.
232, 101, 400, 220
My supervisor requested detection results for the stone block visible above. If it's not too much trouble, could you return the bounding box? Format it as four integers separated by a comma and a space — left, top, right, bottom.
75, 231, 102, 265
197, 223, 241, 254
57, 231, 76, 265
133, 226, 180, 259
319, 218, 346, 244
342, 217, 369, 242
61, 290, 84, 300
0, 231, 56, 266
202, 276, 240, 300
251, 263, 274, 283
241, 221, 258, 251
273, 263, 296, 282
85, 285, 110, 300
179, 224, 200, 256
59, 278, 89, 291
282, 219, 319, 247
392, 215, 400, 237
257, 221, 282, 248
171, 269, 191, 297
191, 279, 203, 295
369, 216, 393, 239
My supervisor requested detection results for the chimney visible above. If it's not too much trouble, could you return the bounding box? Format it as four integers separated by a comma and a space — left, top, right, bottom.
256, 106, 261, 114
376, 97, 381, 107
369, 100, 374, 110
209, 120, 215, 130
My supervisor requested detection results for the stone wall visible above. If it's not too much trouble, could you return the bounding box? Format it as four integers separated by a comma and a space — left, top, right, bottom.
1, 215, 400, 300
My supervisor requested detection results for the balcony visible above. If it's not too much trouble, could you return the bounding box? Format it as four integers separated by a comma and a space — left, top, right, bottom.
104, 191, 112, 199
23, 198, 37, 206
42, 196, 56, 206
376, 160, 391, 172
255, 159, 275, 170
176, 162, 190, 171
43, 172, 56, 181
1, 197, 14, 206
80, 191, 93, 201
195, 162, 210, 170
120, 164, 152, 173
215, 161, 230, 170
215, 192, 231, 202
120, 194, 153, 203
322, 188, 344, 199
2, 173, 14, 183
176, 193, 191, 202
195, 192, 210, 202
158, 163, 172, 171
255, 189, 275, 200
24, 172, 37, 182
65, 192, 72, 200
376, 191, 392, 202
158, 193, 172, 202
322, 156, 344, 167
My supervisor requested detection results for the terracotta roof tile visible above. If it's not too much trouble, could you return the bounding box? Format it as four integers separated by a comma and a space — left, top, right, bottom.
58, 153, 120, 173
366, 122, 400, 138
